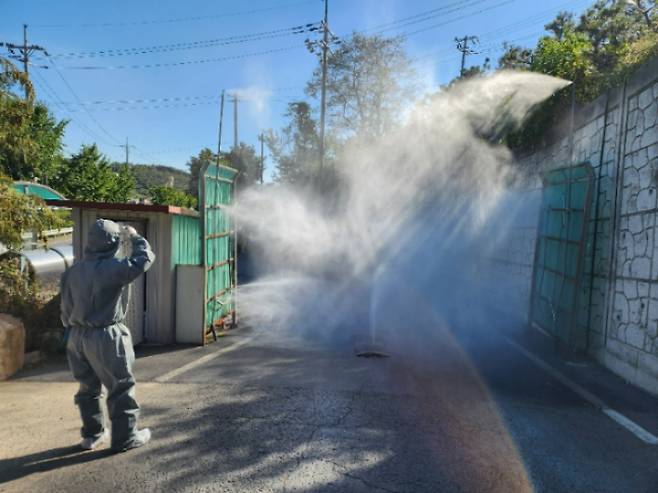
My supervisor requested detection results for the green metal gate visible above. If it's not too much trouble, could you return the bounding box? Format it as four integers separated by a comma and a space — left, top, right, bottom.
529, 163, 594, 351
200, 161, 238, 344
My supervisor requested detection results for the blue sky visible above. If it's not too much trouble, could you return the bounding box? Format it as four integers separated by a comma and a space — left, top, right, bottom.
1, 0, 591, 178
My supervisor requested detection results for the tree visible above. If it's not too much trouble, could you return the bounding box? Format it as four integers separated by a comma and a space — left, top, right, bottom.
627, 0, 658, 30
498, 0, 658, 152
186, 145, 255, 194
227, 142, 260, 187
0, 174, 63, 251
576, 0, 650, 73
545, 12, 576, 40
532, 30, 599, 100
149, 186, 197, 208
266, 101, 319, 184
0, 173, 64, 317
186, 148, 216, 195
26, 104, 67, 183
459, 58, 492, 79
306, 34, 416, 141
498, 44, 533, 70
0, 57, 67, 182
50, 144, 135, 202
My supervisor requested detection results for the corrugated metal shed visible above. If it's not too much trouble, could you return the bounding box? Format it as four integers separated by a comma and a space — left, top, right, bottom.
172, 214, 201, 266
46, 200, 201, 345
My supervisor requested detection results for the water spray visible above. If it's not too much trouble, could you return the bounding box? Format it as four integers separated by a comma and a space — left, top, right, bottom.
231, 72, 570, 357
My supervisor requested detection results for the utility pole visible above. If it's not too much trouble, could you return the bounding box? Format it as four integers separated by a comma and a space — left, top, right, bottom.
0, 24, 49, 99
455, 35, 479, 78
258, 132, 265, 185
319, 0, 329, 170
116, 138, 135, 166
217, 89, 225, 163
305, 0, 338, 172
229, 94, 239, 150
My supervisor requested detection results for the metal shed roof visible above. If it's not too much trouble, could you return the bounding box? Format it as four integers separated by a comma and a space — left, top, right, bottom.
13, 181, 66, 200
45, 199, 199, 217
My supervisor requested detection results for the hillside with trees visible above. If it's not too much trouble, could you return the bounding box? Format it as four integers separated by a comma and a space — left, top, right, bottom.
111, 163, 191, 197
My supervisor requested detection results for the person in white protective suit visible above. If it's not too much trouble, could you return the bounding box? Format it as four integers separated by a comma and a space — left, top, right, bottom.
60, 219, 155, 452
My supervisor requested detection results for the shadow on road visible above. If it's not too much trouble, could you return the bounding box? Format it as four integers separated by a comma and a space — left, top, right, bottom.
0, 445, 113, 484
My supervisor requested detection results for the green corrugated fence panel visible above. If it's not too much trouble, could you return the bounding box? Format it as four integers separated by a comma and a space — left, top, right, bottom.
171, 215, 201, 266
201, 162, 238, 335
529, 163, 594, 351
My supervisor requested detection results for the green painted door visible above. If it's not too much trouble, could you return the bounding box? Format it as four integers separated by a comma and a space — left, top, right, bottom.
200, 161, 238, 344
529, 163, 594, 351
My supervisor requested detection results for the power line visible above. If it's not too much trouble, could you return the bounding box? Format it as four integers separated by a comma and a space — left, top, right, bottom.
55, 44, 304, 70
31, 1, 316, 28
1, 24, 117, 149
45, 55, 121, 144
31, 70, 112, 145
48, 0, 553, 72
32, 66, 200, 163
398, 0, 516, 39
46, 22, 321, 59
46, 1, 514, 71
400, 0, 591, 68
40, 85, 303, 106
476, 0, 590, 40
363, 0, 586, 44
130, 145, 161, 164
37, 0, 587, 106
364, 0, 496, 36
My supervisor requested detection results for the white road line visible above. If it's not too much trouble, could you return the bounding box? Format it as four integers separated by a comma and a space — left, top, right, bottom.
603, 409, 658, 445
155, 335, 255, 383
504, 337, 658, 445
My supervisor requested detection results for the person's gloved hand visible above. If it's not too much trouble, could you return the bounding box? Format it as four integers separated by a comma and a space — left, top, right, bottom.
123, 226, 138, 238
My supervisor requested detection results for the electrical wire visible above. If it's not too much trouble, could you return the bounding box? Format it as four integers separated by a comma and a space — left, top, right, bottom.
52, 2, 512, 70
396, 0, 517, 39
26, 0, 594, 158
51, 0, 584, 71
57, 44, 305, 70
31, 1, 316, 28
475, 0, 590, 40
45, 94, 295, 112
370, 0, 506, 36
46, 55, 121, 144
43, 85, 304, 107
405, 0, 591, 71
31, 69, 115, 146
47, 23, 321, 59
358, 0, 492, 34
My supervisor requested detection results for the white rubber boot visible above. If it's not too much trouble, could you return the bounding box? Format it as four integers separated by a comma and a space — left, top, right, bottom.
113, 428, 151, 453
80, 429, 109, 450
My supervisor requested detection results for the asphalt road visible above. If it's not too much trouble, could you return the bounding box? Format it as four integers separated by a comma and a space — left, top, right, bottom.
1, 325, 658, 493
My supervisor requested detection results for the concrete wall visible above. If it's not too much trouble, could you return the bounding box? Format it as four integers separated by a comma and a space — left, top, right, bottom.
502, 58, 658, 394
481, 190, 542, 322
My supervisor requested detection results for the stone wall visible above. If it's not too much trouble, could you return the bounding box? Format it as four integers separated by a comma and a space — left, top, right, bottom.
503, 58, 658, 394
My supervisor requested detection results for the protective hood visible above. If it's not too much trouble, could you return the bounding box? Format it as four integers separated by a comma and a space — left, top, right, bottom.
84, 219, 121, 259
